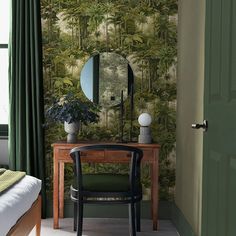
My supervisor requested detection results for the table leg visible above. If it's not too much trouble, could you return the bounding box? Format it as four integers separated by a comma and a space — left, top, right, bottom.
151, 149, 159, 230
53, 156, 59, 229
59, 162, 65, 218
36, 196, 42, 236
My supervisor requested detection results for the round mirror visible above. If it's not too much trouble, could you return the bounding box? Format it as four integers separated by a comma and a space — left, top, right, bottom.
80, 52, 134, 108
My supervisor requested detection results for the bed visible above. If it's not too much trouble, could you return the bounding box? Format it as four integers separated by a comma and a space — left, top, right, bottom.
0, 174, 42, 236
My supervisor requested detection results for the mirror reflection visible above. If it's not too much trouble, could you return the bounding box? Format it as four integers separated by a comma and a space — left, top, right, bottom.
80, 52, 133, 108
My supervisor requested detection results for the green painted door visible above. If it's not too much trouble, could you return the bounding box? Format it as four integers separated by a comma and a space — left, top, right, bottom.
202, 0, 236, 235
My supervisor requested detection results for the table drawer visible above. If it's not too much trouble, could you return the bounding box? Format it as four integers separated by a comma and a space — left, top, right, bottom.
57, 149, 105, 161
81, 151, 105, 162
105, 150, 131, 162
55, 147, 155, 162
104, 150, 154, 162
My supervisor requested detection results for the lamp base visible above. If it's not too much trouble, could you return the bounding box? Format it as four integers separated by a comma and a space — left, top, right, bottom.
138, 126, 152, 144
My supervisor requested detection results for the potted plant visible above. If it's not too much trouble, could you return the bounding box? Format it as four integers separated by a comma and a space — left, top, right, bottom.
45, 92, 100, 142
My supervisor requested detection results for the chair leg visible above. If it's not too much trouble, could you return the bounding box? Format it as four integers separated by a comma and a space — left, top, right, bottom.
76, 198, 83, 236
136, 202, 141, 232
73, 202, 77, 231
129, 202, 136, 236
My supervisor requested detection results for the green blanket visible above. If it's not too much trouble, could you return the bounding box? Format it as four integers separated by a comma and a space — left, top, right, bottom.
0, 168, 26, 193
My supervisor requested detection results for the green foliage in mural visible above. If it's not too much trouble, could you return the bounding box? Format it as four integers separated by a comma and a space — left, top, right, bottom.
41, 0, 177, 201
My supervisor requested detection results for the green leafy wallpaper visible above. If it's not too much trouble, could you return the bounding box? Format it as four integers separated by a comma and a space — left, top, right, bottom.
41, 0, 177, 201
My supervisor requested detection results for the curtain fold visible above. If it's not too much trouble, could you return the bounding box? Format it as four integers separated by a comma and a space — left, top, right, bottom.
9, 0, 46, 217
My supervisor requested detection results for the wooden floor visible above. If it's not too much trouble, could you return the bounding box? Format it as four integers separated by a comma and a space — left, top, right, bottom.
29, 218, 179, 236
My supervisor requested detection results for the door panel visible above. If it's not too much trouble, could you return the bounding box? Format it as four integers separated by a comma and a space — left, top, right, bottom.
227, 157, 236, 236
202, 0, 236, 235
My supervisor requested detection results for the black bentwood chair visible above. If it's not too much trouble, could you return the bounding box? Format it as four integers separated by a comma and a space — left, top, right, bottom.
70, 144, 143, 236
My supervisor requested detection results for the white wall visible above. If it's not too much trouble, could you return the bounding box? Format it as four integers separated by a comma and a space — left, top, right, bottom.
175, 0, 205, 235
0, 139, 8, 165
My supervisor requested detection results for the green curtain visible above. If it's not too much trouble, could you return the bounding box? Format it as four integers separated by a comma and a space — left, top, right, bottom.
9, 0, 46, 217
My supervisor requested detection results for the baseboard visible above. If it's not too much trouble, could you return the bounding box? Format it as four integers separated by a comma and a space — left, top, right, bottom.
171, 202, 195, 236
46, 200, 172, 219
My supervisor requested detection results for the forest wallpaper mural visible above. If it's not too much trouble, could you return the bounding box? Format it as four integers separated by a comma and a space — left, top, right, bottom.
41, 0, 177, 201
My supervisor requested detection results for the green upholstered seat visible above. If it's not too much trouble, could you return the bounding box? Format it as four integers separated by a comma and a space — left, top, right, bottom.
73, 173, 141, 192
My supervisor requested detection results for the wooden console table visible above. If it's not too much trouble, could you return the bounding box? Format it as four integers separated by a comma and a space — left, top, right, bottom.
52, 142, 160, 230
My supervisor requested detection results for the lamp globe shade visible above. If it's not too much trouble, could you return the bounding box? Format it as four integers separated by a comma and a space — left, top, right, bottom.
138, 113, 152, 126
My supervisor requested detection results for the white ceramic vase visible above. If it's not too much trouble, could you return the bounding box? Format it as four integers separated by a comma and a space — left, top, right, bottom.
64, 121, 80, 143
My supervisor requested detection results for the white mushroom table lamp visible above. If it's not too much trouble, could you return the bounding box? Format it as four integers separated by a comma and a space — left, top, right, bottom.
138, 113, 152, 144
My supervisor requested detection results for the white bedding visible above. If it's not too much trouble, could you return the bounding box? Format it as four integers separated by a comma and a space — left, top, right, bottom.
0, 175, 41, 236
